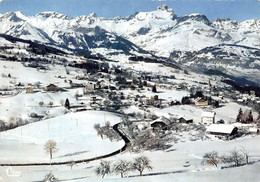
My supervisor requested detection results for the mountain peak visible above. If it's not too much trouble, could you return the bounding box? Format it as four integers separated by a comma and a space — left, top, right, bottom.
36, 11, 71, 20
177, 13, 210, 25
0, 11, 27, 22
156, 5, 174, 13
88, 12, 98, 18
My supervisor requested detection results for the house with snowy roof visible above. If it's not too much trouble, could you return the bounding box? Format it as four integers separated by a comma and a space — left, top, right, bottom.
195, 97, 208, 106
45, 84, 58, 92
201, 111, 216, 125
151, 117, 171, 130
206, 124, 238, 140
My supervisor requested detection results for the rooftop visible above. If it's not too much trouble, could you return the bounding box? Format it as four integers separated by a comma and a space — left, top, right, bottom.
206, 124, 237, 134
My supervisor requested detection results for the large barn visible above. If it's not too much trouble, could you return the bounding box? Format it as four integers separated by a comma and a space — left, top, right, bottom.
206, 124, 238, 140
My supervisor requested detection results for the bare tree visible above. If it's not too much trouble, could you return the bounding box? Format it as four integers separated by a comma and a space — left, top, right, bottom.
113, 160, 132, 178
68, 161, 76, 170
202, 151, 220, 167
95, 160, 112, 178
105, 121, 111, 129
132, 156, 153, 176
44, 140, 58, 161
94, 123, 103, 139
49, 101, 54, 108
43, 172, 58, 182
39, 101, 44, 107
240, 147, 249, 165
60, 99, 64, 106
222, 149, 244, 166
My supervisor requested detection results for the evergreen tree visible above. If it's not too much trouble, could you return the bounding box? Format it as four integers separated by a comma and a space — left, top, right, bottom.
181, 97, 190, 105
247, 110, 253, 123
152, 84, 157, 93
214, 100, 219, 108
209, 79, 212, 88
65, 98, 70, 109
236, 108, 243, 123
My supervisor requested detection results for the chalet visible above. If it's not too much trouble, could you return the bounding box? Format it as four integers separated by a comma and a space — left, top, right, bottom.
206, 124, 238, 140
126, 79, 132, 85
46, 84, 58, 92
96, 80, 106, 89
195, 98, 208, 106
201, 111, 216, 125
178, 117, 193, 124
70, 83, 84, 88
237, 99, 244, 103
75, 75, 88, 80
249, 128, 259, 135
26, 87, 34, 94
86, 82, 96, 91
90, 96, 97, 102
250, 91, 256, 97
109, 85, 117, 91
127, 85, 137, 90
151, 117, 171, 130
151, 95, 159, 101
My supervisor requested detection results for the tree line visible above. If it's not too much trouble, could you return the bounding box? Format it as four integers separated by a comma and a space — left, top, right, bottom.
95, 156, 152, 178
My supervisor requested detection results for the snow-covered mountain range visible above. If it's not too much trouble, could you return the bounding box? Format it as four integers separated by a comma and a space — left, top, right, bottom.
1, 5, 259, 56
0, 5, 259, 85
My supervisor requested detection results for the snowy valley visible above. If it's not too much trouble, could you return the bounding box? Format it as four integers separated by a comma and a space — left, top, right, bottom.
0, 5, 260, 182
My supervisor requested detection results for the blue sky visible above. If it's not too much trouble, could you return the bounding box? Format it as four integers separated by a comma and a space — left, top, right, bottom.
0, 0, 259, 22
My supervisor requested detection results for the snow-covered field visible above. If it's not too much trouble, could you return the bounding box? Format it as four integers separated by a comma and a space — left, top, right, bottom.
149, 102, 258, 124
0, 111, 124, 163
0, 33, 259, 182
0, 132, 259, 182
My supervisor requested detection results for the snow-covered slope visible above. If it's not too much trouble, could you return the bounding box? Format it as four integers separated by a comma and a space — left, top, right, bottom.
0, 5, 259, 86
0, 11, 151, 57
0, 5, 259, 58
170, 44, 260, 86
0, 111, 124, 163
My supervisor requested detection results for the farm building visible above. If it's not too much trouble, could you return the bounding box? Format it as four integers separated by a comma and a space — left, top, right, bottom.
26, 87, 34, 93
195, 98, 208, 106
206, 124, 238, 140
45, 84, 58, 92
201, 111, 216, 125
151, 117, 171, 130
178, 117, 193, 124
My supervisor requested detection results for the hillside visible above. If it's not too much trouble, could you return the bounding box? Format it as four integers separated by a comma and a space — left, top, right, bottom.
0, 5, 259, 86
0, 5, 260, 182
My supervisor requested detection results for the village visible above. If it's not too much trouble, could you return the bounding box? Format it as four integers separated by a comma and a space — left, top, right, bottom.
0, 46, 259, 140
0, 36, 260, 181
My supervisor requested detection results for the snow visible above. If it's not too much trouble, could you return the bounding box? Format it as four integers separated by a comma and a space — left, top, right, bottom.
0, 6, 259, 182
0, 91, 76, 121
0, 111, 124, 163
1, 134, 259, 181
201, 111, 215, 118
206, 124, 236, 134
151, 116, 171, 125
1, 6, 259, 57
